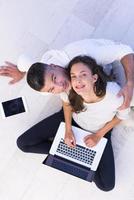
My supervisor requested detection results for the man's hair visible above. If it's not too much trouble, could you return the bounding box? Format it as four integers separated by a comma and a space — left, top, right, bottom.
67, 55, 111, 113
27, 62, 49, 91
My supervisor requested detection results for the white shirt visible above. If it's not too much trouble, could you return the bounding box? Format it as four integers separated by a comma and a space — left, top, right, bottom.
17, 38, 133, 72
17, 38, 134, 97
60, 82, 130, 133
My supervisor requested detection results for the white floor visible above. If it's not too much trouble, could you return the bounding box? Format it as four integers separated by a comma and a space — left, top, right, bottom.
0, 0, 134, 199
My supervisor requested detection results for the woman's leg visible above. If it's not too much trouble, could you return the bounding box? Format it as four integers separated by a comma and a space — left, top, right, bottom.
17, 109, 64, 154
71, 121, 115, 191
93, 132, 115, 191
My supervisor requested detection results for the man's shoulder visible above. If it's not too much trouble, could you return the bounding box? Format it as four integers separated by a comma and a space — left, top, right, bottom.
63, 38, 115, 49
64, 38, 101, 49
41, 49, 69, 67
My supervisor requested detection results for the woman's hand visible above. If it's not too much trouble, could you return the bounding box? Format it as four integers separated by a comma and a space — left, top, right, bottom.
64, 129, 76, 148
84, 133, 102, 147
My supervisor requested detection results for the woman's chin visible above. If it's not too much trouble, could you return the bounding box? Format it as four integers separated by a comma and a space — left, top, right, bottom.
75, 89, 84, 96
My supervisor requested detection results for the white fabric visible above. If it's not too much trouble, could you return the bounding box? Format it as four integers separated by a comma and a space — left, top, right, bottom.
61, 82, 130, 132
63, 39, 134, 65
17, 54, 37, 72
41, 49, 70, 67
17, 38, 134, 72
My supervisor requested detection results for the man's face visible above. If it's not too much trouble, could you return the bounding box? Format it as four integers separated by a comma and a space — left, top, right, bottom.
41, 65, 70, 94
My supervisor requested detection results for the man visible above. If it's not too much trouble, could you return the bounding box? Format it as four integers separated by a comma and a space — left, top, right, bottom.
0, 39, 134, 109
26, 62, 71, 94
0, 38, 134, 154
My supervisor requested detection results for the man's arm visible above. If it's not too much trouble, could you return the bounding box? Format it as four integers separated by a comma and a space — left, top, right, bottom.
0, 55, 35, 84
88, 39, 134, 109
118, 54, 134, 109
121, 54, 134, 84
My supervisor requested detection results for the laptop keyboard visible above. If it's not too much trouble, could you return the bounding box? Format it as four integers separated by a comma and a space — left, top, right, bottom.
56, 139, 96, 165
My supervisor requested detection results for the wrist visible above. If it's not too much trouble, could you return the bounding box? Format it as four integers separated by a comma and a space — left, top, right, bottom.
65, 127, 72, 134
65, 124, 72, 131
22, 71, 26, 76
126, 80, 134, 87
95, 131, 105, 138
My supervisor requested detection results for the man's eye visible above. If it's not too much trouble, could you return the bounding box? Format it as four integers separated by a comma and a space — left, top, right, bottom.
53, 76, 56, 81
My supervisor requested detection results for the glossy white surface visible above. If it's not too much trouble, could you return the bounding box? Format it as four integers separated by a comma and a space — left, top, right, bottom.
0, 0, 134, 199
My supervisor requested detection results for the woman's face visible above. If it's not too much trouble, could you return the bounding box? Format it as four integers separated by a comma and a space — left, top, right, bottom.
70, 62, 97, 96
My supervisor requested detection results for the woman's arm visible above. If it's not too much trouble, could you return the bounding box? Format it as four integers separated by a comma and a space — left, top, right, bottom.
62, 101, 76, 147
62, 101, 72, 132
84, 116, 122, 147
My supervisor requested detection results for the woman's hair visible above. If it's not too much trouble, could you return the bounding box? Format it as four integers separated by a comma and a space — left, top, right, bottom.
67, 55, 111, 113
27, 62, 48, 91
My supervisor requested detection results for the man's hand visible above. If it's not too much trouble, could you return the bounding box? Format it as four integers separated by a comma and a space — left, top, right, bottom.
84, 133, 101, 148
117, 82, 134, 110
0, 61, 26, 84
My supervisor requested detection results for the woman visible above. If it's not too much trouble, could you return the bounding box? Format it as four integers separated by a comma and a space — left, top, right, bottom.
61, 55, 130, 191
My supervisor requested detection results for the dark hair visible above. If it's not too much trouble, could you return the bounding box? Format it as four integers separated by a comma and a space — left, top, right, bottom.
67, 55, 111, 113
27, 62, 49, 91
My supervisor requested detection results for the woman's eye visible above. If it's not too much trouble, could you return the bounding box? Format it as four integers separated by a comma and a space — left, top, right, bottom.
71, 76, 76, 79
82, 73, 86, 76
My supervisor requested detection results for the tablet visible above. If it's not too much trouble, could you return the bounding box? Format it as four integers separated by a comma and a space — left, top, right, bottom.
0, 97, 28, 119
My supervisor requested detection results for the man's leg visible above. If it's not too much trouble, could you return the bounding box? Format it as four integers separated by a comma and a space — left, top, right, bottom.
17, 109, 64, 154
93, 132, 115, 191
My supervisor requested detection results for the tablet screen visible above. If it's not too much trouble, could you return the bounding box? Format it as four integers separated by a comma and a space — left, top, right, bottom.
1, 97, 27, 118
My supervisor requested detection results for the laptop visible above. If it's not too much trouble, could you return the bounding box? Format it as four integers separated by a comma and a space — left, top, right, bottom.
43, 122, 107, 182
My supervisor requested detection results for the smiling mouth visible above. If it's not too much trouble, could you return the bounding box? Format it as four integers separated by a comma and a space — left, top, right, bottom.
75, 85, 85, 90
